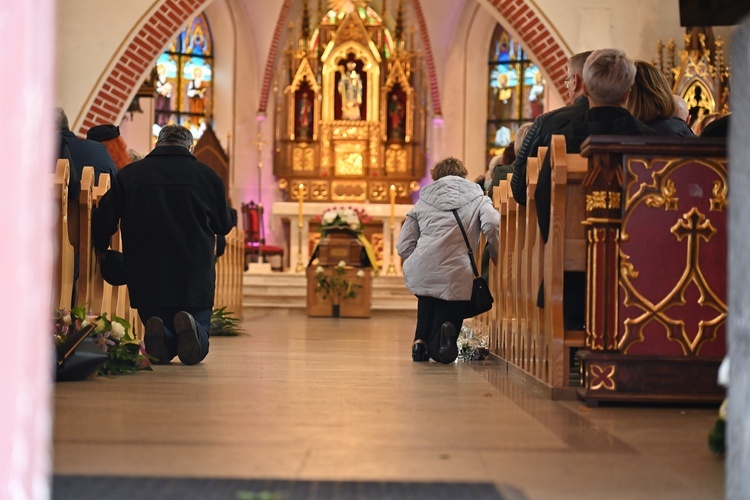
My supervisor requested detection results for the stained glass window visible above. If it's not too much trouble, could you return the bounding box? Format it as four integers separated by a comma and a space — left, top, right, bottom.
153, 13, 213, 141
486, 25, 545, 161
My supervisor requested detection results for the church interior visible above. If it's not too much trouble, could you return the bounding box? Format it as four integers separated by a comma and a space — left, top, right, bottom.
2, 0, 750, 498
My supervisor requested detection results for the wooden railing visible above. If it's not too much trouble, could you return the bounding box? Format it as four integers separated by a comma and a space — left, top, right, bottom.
53, 165, 244, 338
479, 135, 728, 402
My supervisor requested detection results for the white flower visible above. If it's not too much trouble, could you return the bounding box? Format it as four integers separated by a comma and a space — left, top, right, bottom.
62, 314, 72, 326
356, 270, 365, 278
316, 266, 324, 274
719, 399, 728, 420
346, 215, 360, 228
110, 322, 126, 341
337, 261, 346, 268
322, 211, 337, 224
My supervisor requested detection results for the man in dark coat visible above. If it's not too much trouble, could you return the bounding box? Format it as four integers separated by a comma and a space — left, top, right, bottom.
57, 108, 117, 184
92, 125, 236, 365
510, 51, 592, 205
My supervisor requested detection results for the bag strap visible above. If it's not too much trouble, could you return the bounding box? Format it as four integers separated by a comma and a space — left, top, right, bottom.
452, 209, 480, 278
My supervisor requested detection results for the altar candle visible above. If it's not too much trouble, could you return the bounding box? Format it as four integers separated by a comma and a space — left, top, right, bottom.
389, 184, 396, 227
298, 183, 305, 228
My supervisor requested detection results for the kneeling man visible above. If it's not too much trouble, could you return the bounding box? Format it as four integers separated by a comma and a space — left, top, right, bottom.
93, 125, 236, 365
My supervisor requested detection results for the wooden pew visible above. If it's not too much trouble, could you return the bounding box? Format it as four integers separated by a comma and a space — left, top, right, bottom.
523, 152, 544, 378
53, 159, 75, 311
76, 167, 95, 308
214, 226, 245, 320
544, 135, 587, 391
496, 180, 512, 359
481, 139, 586, 398
88, 174, 112, 316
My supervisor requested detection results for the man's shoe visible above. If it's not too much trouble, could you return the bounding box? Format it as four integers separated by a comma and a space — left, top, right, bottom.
144, 317, 172, 364
438, 322, 458, 364
174, 311, 202, 365
411, 342, 430, 362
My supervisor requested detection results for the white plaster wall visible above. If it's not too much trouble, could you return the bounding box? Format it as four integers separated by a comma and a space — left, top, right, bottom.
56, 0, 161, 129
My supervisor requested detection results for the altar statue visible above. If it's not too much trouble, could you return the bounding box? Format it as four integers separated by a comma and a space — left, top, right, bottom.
338, 61, 363, 120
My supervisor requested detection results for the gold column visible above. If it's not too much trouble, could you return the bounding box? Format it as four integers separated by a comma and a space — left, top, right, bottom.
388, 184, 397, 275
296, 183, 306, 273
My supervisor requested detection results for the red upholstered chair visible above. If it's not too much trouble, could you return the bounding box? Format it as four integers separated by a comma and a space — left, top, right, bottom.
242, 201, 284, 271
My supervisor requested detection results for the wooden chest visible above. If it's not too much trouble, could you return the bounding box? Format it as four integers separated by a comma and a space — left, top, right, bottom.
317, 229, 364, 267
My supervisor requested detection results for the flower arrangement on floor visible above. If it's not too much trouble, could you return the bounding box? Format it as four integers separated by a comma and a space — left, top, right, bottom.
54, 306, 152, 375
210, 307, 243, 336
315, 260, 365, 304
457, 319, 490, 361
317, 206, 371, 236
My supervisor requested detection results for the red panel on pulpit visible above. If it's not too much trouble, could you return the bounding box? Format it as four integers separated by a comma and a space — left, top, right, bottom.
617, 156, 727, 357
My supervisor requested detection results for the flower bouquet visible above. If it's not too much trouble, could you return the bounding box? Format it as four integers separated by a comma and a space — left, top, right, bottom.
54, 306, 152, 376
317, 206, 371, 236
457, 319, 490, 361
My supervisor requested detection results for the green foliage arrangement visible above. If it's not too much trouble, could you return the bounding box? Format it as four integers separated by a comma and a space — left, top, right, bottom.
210, 306, 243, 336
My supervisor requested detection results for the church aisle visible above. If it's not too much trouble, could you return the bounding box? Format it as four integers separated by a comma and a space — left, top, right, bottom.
53, 310, 723, 499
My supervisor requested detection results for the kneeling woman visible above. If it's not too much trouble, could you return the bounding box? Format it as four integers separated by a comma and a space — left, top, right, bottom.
397, 157, 499, 363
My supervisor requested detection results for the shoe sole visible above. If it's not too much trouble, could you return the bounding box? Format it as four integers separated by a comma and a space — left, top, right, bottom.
144, 317, 172, 364
174, 312, 202, 365
411, 345, 430, 362
438, 323, 458, 364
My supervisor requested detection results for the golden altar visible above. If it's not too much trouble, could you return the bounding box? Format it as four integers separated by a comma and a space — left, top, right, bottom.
272, 0, 428, 206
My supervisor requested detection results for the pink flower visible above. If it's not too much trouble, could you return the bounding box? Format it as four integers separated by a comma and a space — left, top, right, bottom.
94, 332, 115, 353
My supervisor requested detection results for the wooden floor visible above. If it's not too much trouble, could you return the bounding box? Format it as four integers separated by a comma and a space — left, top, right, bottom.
53, 309, 724, 499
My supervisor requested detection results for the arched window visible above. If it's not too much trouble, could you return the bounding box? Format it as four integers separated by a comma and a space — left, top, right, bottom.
153, 13, 214, 141
486, 24, 545, 162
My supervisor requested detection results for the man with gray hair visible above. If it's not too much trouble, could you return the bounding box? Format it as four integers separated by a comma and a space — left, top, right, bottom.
535, 48, 656, 331
92, 125, 236, 365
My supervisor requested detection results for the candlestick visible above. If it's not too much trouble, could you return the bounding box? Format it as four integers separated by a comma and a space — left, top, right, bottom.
296, 183, 305, 273
388, 185, 397, 276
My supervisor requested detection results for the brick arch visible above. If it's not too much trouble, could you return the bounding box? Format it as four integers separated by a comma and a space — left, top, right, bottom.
75, 0, 211, 136
488, 0, 569, 98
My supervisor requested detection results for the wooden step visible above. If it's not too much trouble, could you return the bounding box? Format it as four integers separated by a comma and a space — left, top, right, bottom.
243, 271, 417, 310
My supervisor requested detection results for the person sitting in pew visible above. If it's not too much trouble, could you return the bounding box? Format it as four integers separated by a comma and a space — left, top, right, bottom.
626, 61, 695, 137
511, 51, 593, 206
673, 94, 691, 125
535, 48, 657, 330
700, 113, 730, 138
57, 108, 117, 184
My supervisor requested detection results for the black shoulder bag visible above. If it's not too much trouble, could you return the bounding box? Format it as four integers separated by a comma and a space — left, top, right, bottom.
452, 209, 494, 317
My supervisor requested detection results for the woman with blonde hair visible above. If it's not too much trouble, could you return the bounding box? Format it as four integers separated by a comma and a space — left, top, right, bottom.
626, 61, 695, 137
397, 157, 500, 363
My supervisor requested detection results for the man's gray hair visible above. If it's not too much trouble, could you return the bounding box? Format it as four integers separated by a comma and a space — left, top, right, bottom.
582, 48, 636, 106
156, 125, 194, 149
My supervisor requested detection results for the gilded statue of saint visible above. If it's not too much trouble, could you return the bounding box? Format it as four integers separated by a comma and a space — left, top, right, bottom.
338, 61, 363, 120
